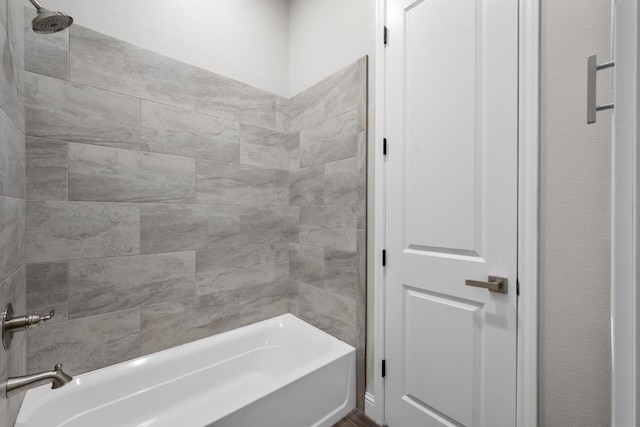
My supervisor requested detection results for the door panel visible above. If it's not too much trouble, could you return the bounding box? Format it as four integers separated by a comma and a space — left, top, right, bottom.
384, 0, 518, 425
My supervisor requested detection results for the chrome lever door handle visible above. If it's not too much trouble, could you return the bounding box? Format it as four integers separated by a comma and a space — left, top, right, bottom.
465, 276, 508, 294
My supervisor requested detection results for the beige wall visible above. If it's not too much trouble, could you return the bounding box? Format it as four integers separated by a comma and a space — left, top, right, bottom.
540, 0, 613, 425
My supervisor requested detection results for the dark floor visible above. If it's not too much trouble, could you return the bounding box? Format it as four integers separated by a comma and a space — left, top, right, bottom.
332, 410, 380, 427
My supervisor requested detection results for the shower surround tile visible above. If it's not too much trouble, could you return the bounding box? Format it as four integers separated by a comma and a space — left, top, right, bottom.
26, 262, 68, 324
196, 160, 276, 205
140, 204, 243, 254
25, 136, 67, 201
0, 196, 25, 285
237, 281, 290, 326
239, 124, 291, 170
0, 25, 24, 132
289, 165, 324, 206
0, 108, 25, 199
140, 293, 239, 355
25, 72, 140, 149
27, 308, 141, 375
299, 109, 359, 167
68, 252, 196, 319
196, 244, 277, 295
325, 157, 359, 205
141, 100, 239, 163
26, 201, 140, 263
289, 243, 325, 288
68, 143, 196, 203
24, 8, 69, 80
70, 26, 197, 110
299, 205, 359, 252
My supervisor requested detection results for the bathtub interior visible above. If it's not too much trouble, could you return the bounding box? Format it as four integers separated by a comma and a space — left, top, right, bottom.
17, 314, 355, 427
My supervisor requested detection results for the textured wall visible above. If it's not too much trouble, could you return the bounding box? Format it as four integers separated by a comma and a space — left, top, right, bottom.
540, 0, 613, 425
0, 1, 27, 426
24, 19, 367, 409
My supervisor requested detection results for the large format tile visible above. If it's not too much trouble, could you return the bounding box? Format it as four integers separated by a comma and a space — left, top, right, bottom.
0, 108, 24, 199
289, 165, 324, 206
289, 243, 324, 288
299, 110, 359, 167
68, 143, 196, 203
196, 160, 276, 205
140, 204, 243, 254
275, 96, 290, 133
238, 281, 289, 326
26, 262, 68, 324
25, 72, 140, 149
239, 206, 292, 246
297, 282, 357, 346
25, 136, 67, 201
24, 8, 69, 80
324, 57, 368, 130
0, 196, 24, 284
196, 244, 276, 295
27, 308, 141, 374
141, 293, 239, 355
325, 157, 359, 205
68, 252, 196, 319
196, 68, 276, 129
239, 124, 290, 170
0, 25, 24, 132
0, 0, 6, 31
26, 201, 139, 263
141, 101, 239, 163
299, 205, 359, 252
288, 78, 328, 133
324, 247, 359, 301
70, 26, 196, 110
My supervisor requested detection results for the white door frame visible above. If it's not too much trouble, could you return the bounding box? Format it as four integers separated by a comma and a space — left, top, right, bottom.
368, 0, 540, 425
612, 0, 638, 425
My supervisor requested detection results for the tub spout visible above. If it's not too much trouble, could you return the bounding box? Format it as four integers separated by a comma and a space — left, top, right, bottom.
6, 363, 73, 397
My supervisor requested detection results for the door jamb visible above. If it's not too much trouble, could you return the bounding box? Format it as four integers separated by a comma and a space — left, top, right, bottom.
368, 1, 540, 425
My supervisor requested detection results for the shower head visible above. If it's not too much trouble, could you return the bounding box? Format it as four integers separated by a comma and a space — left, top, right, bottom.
28, 0, 73, 34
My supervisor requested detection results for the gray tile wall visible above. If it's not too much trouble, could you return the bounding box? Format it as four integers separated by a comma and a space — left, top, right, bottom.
24, 19, 368, 413
0, 1, 26, 425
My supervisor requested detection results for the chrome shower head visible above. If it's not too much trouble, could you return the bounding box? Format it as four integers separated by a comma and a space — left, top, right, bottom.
28, 0, 73, 34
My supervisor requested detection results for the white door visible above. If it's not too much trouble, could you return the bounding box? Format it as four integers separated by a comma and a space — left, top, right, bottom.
384, 0, 519, 426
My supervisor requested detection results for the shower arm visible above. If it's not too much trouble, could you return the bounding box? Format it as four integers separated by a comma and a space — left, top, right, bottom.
28, 0, 44, 10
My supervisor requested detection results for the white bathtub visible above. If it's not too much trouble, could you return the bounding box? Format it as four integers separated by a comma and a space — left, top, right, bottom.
16, 314, 355, 427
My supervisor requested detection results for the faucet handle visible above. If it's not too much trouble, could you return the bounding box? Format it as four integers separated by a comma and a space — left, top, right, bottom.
2, 304, 56, 350
41, 310, 55, 323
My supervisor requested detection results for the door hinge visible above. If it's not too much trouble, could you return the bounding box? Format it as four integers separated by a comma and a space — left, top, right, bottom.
382, 250, 386, 267
384, 26, 388, 46
516, 279, 520, 296
383, 138, 387, 155
382, 360, 386, 378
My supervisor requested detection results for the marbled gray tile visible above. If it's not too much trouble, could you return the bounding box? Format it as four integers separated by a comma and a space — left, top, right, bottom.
325, 56, 367, 131
26, 136, 67, 201
299, 109, 359, 167
140, 204, 243, 254
299, 206, 358, 252
68, 143, 196, 203
240, 206, 292, 246
275, 96, 290, 133
26, 201, 140, 263
25, 72, 140, 149
274, 170, 289, 206
141, 293, 239, 355
0, 25, 24, 132
26, 262, 68, 324
24, 7, 68, 80
0, 0, 6, 31
196, 160, 276, 205
7, 0, 23, 61
288, 206, 300, 243
141, 100, 239, 163
238, 281, 289, 326
69, 252, 196, 319
297, 282, 357, 346
357, 229, 366, 304
196, 244, 276, 295
288, 132, 300, 170
0, 196, 24, 284
237, 85, 276, 130
288, 280, 300, 317
1, 265, 26, 427
324, 247, 358, 301
239, 124, 290, 170
289, 243, 324, 288
27, 308, 141, 374
324, 157, 359, 205
288, 78, 327, 133
196, 68, 245, 122
289, 165, 324, 206
70, 26, 196, 110
357, 130, 367, 229
0, 108, 24, 199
